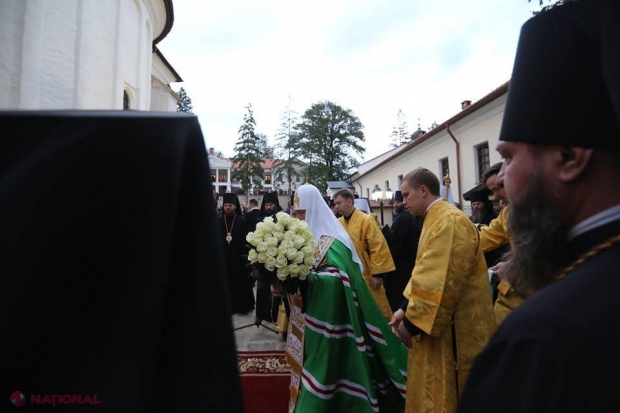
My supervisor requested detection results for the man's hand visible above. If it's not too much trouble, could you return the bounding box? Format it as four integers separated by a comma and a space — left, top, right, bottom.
371, 276, 383, 289
397, 320, 413, 349
389, 309, 405, 338
490, 261, 507, 280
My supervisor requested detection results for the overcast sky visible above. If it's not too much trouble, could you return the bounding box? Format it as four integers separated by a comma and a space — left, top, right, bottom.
160, 1, 537, 162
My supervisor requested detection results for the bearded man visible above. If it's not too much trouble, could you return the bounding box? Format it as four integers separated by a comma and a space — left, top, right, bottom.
459, 1, 620, 411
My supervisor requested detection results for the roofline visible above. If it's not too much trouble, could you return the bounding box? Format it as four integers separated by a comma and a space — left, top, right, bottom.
153, 0, 174, 47
351, 80, 510, 181
154, 47, 183, 82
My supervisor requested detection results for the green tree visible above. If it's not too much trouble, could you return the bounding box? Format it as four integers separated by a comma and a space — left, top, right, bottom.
231, 104, 264, 201
295, 101, 365, 193
176, 87, 193, 113
390, 109, 409, 148
274, 97, 306, 194
256, 133, 275, 159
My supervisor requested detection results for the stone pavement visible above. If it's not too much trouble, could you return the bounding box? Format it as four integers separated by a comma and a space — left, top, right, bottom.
233, 310, 287, 352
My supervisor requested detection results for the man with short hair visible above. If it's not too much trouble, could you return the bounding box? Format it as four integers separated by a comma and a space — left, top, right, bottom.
391, 168, 495, 413
334, 188, 395, 320
244, 198, 260, 232
382, 190, 420, 312
459, 2, 620, 411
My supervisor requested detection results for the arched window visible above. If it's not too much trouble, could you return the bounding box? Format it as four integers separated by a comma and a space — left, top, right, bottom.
123, 90, 131, 110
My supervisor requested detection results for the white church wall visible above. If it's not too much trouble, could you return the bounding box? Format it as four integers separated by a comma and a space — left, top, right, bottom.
0, 0, 168, 111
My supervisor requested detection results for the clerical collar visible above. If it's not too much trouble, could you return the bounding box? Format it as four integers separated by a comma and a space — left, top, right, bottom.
568, 204, 620, 240
344, 208, 356, 222
424, 197, 442, 216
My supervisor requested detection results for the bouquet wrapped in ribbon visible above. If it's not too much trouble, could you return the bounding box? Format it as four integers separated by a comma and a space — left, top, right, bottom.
246, 211, 317, 294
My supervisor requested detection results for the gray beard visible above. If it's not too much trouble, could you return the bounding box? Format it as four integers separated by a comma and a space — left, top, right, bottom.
503, 171, 570, 296
471, 209, 489, 224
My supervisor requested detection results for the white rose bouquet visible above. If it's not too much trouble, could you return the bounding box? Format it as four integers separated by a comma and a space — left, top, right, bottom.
247, 211, 317, 293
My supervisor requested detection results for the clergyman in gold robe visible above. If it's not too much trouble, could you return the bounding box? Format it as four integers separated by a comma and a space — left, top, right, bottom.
333, 189, 395, 320
390, 168, 496, 413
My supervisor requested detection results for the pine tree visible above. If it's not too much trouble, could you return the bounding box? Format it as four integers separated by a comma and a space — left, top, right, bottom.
231, 104, 264, 200
176, 87, 194, 113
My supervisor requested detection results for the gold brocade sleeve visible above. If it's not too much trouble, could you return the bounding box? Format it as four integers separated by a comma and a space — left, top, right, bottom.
405, 214, 480, 337
364, 216, 396, 275
480, 206, 511, 252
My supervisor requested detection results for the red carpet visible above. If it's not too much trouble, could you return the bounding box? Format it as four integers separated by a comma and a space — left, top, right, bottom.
238, 351, 291, 413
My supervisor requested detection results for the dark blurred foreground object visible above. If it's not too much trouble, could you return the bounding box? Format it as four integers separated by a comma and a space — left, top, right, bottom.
0, 111, 243, 413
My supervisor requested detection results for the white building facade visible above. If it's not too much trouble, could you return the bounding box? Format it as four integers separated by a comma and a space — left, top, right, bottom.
349, 82, 509, 220
0, 0, 180, 111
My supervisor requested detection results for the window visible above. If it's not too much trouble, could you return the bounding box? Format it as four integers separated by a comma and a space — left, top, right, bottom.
439, 157, 450, 180
295, 174, 300, 182
476, 142, 490, 183
210, 173, 216, 182
123, 90, 130, 110
397, 174, 403, 188
366, 188, 370, 199
219, 171, 228, 183
385, 180, 390, 190
265, 174, 272, 184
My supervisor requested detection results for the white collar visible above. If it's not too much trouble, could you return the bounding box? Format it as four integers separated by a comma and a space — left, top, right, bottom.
424, 197, 443, 215
568, 204, 620, 239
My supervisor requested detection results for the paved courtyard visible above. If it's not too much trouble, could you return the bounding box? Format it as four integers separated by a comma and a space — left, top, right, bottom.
233, 309, 287, 352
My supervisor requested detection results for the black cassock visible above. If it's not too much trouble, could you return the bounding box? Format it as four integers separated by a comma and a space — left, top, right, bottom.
0, 111, 242, 413
382, 211, 420, 312
458, 218, 620, 413
220, 214, 255, 314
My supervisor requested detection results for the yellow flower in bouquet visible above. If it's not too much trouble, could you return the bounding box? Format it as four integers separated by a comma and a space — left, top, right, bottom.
247, 212, 317, 282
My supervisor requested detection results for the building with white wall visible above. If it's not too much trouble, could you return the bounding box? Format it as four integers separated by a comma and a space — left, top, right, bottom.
0, 0, 181, 111
349, 82, 509, 220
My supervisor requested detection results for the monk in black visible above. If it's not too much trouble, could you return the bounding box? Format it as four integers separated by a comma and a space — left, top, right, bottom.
220, 193, 255, 314
458, 2, 620, 411
0, 111, 242, 413
381, 190, 420, 311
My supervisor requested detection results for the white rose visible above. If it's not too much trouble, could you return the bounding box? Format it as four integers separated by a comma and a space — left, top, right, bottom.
287, 248, 298, 260
294, 251, 304, 264
267, 246, 278, 257
263, 216, 275, 224
293, 236, 305, 249
281, 238, 294, 248
265, 257, 277, 272
256, 242, 268, 253
266, 237, 278, 247
302, 245, 314, 256
261, 222, 275, 233
304, 255, 314, 266
275, 255, 288, 268
299, 266, 310, 280
277, 266, 290, 280
289, 264, 301, 276
276, 212, 290, 224
273, 231, 285, 241
257, 252, 268, 263
277, 244, 289, 256
274, 223, 285, 233
248, 249, 258, 263
253, 228, 265, 239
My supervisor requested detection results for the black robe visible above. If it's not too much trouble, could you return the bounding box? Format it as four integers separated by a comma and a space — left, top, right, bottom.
382, 210, 420, 311
220, 213, 255, 314
244, 208, 261, 232
458, 218, 620, 413
0, 111, 242, 413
